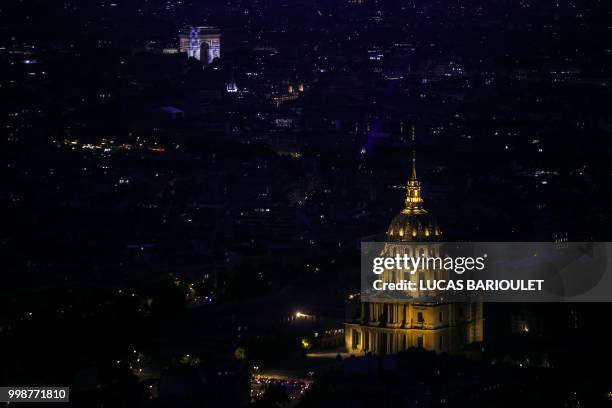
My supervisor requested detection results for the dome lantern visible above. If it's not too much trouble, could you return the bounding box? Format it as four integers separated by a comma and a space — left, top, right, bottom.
386, 151, 441, 242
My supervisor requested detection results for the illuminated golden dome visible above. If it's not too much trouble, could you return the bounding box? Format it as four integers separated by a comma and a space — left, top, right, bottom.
386, 152, 441, 242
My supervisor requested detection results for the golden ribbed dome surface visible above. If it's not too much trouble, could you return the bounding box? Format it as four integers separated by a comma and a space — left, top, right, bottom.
387, 212, 440, 242
386, 152, 441, 242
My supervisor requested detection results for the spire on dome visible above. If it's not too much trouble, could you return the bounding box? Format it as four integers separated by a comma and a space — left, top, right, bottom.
411, 150, 417, 181
404, 150, 426, 214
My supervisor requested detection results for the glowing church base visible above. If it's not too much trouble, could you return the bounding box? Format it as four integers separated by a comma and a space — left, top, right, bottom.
345, 302, 483, 355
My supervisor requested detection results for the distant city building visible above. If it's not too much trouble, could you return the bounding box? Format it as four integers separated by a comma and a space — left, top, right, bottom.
345, 154, 484, 355
226, 72, 238, 93
179, 26, 221, 65
226, 81, 238, 93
